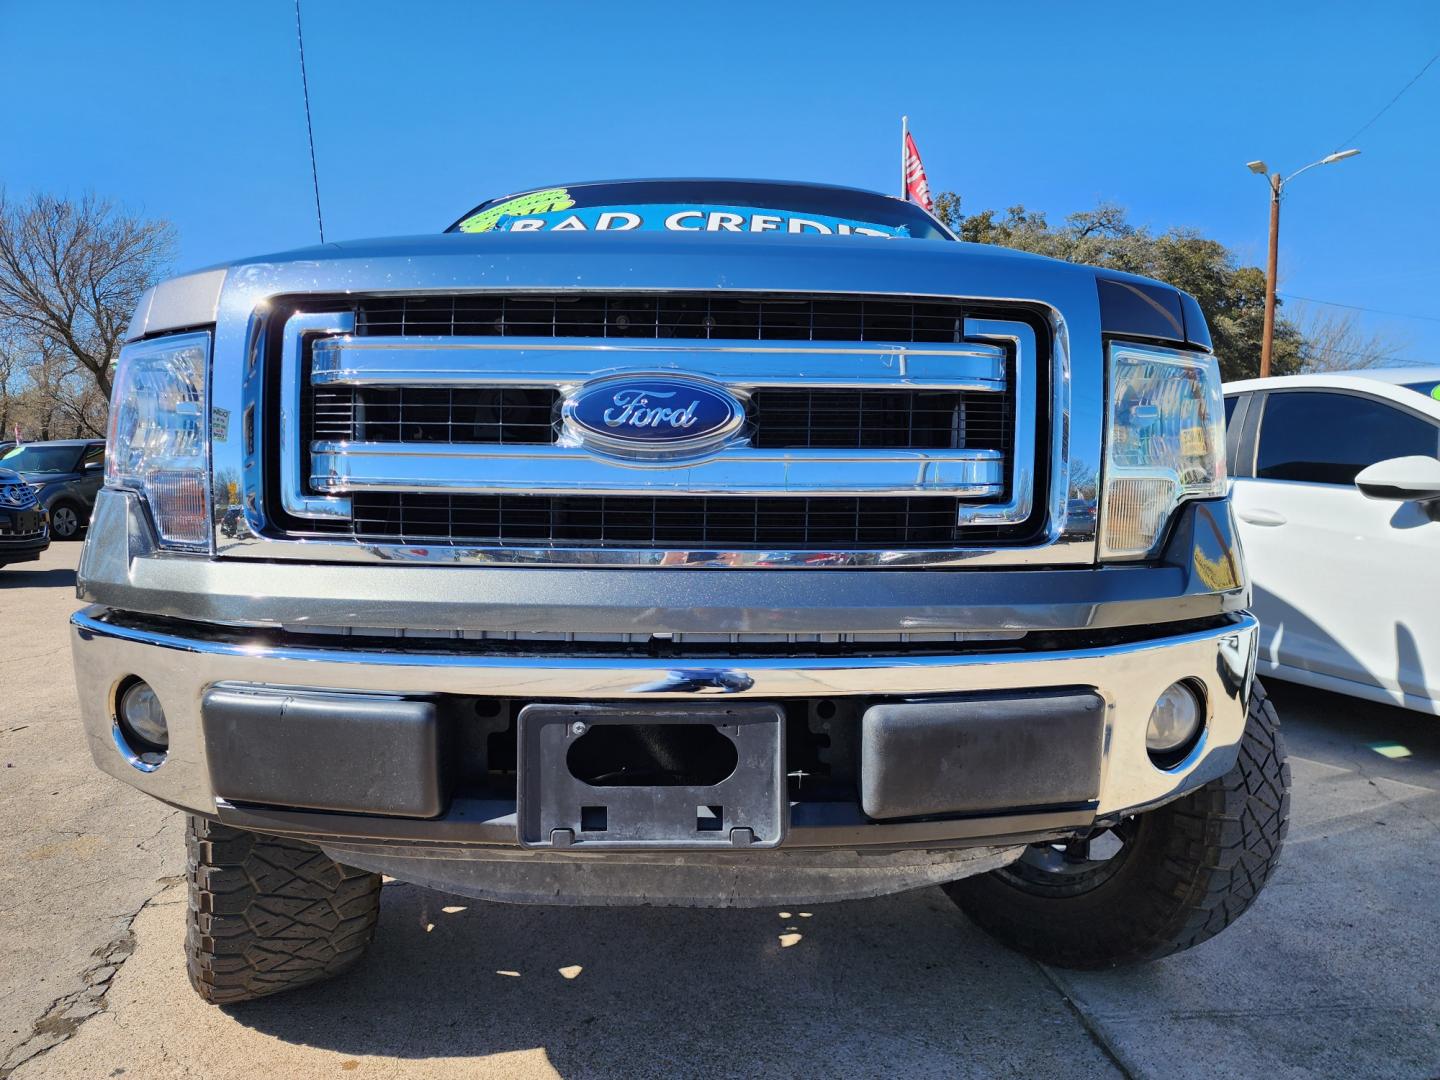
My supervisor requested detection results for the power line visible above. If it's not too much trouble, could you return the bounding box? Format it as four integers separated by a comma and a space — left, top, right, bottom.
1279, 292, 1440, 324
1333, 47, 1440, 151
294, 0, 326, 244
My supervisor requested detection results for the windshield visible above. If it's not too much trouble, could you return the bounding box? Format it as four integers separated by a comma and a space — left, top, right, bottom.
447, 180, 951, 241
1403, 379, 1440, 402
0, 444, 82, 474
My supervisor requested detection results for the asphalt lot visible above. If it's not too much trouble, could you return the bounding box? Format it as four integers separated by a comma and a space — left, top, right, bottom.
2, 543, 1438, 1079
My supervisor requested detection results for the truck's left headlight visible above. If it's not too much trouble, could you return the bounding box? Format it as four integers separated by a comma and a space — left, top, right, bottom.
105, 331, 212, 549
1099, 342, 1225, 560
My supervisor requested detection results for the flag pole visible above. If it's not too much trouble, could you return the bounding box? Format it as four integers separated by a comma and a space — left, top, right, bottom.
900, 115, 908, 200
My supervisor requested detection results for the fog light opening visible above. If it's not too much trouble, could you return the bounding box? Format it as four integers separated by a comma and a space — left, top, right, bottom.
114, 678, 168, 770
1146, 680, 1205, 769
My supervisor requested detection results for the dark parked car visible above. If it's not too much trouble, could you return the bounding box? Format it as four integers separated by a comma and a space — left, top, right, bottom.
0, 465, 49, 566
0, 440, 105, 540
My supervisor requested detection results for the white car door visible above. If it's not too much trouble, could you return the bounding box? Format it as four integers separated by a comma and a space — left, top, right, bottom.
1230, 388, 1440, 712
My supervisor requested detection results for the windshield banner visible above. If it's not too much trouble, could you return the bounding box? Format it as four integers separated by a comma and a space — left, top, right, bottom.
457, 191, 909, 238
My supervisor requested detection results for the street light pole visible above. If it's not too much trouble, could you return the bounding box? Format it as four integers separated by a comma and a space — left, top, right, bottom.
1245, 149, 1361, 378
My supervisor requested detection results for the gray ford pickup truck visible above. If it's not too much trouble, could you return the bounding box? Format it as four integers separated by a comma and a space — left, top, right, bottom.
71, 179, 1289, 1004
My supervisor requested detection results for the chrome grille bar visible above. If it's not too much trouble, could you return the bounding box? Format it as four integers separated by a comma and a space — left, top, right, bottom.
311, 443, 1004, 497
311, 337, 1008, 391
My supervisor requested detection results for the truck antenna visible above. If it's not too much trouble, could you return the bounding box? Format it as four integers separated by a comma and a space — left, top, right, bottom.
294, 0, 326, 244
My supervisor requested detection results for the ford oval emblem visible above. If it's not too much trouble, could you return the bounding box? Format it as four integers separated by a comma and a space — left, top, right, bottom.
562, 375, 745, 458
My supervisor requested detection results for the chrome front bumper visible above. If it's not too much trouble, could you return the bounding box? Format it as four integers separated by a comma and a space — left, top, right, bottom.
71, 606, 1259, 853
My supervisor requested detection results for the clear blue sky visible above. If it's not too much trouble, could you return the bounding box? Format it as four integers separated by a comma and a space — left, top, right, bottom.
4, 1, 1438, 359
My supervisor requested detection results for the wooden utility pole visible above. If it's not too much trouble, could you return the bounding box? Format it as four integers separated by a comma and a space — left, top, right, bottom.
1260, 173, 1281, 379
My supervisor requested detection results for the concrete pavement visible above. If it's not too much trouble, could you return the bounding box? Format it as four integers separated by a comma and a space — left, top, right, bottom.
2, 544, 1437, 1078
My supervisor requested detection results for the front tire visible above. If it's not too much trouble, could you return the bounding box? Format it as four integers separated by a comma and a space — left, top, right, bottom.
186, 816, 382, 1004
944, 679, 1289, 969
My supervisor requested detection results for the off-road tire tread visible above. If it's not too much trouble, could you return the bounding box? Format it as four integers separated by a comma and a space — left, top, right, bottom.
185, 816, 382, 1003
945, 679, 1290, 969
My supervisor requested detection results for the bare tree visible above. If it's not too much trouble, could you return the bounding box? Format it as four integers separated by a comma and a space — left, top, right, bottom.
1295, 307, 1405, 373
0, 326, 19, 437
0, 191, 175, 401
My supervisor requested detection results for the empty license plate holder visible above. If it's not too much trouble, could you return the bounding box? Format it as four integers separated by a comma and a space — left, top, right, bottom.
516, 702, 786, 849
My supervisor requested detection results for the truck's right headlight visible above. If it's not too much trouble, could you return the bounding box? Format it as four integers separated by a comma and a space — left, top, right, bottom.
1099, 342, 1225, 560
105, 331, 212, 549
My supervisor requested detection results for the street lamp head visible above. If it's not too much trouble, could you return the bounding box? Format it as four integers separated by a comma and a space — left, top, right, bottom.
1246, 160, 1269, 175
1321, 149, 1361, 164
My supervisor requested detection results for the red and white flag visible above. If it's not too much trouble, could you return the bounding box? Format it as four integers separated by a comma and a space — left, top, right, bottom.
903, 130, 933, 211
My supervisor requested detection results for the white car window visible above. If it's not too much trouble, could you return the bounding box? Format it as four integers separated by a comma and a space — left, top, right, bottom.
1255, 391, 1439, 485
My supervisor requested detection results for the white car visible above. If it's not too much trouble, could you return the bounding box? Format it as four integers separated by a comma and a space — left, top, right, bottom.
1224, 367, 1440, 714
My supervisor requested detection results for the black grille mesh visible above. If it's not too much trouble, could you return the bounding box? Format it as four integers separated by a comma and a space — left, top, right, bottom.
749, 389, 1007, 451
312, 386, 558, 444
356, 294, 969, 343
351, 493, 967, 549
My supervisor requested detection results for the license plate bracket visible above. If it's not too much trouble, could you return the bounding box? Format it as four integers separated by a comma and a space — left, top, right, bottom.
516, 702, 786, 849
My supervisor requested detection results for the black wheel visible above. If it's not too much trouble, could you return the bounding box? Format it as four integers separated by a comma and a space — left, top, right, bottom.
944, 679, 1289, 969
49, 501, 84, 540
186, 816, 382, 1004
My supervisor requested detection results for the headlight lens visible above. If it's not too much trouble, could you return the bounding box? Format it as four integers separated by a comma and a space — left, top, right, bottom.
105, 331, 212, 548
1100, 342, 1225, 560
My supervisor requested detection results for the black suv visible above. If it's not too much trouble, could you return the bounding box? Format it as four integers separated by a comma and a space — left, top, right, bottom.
0, 440, 105, 540
0, 465, 49, 567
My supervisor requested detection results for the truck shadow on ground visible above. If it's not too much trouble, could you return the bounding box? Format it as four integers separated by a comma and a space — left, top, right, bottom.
218, 885, 1104, 1074
200, 683, 1440, 1077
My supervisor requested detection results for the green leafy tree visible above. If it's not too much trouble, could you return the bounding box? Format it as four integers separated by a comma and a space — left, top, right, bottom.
932, 193, 1304, 380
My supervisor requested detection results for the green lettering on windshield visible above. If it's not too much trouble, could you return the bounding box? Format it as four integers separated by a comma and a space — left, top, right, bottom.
457, 188, 576, 233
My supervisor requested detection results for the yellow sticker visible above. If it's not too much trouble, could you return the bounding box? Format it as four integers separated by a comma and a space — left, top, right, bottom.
1180, 426, 1207, 457
457, 188, 576, 233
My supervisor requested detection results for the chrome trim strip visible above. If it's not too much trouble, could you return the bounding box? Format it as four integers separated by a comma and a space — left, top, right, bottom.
958, 318, 1037, 525
111, 721, 163, 773
71, 606, 1253, 695
279, 311, 354, 520
311, 336, 1009, 391
311, 442, 1004, 497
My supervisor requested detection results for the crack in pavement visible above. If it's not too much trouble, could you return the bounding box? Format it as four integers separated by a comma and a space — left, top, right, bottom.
133, 810, 181, 856
1034, 962, 1137, 1080
0, 879, 171, 1079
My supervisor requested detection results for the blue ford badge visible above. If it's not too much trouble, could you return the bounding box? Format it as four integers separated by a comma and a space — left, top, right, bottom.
563, 375, 745, 458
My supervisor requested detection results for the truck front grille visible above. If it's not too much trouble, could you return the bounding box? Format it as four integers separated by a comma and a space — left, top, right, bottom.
275, 292, 1042, 563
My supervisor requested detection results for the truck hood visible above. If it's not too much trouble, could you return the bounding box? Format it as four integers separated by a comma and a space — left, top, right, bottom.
132, 231, 1210, 351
